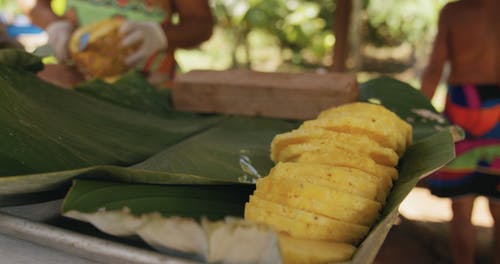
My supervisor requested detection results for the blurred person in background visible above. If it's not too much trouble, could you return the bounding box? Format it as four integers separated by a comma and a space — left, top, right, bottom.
0, 22, 23, 49
17, 0, 213, 88
420, 0, 499, 263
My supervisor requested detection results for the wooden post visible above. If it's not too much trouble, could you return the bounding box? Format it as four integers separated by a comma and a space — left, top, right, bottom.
332, 0, 352, 72
349, 0, 363, 71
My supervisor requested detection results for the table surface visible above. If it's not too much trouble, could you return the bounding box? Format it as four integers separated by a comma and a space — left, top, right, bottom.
0, 200, 196, 264
0, 233, 99, 264
0, 200, 99, 264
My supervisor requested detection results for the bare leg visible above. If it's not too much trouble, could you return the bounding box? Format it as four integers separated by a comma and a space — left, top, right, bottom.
451, 195, 476, 264
489, 199, 500, 264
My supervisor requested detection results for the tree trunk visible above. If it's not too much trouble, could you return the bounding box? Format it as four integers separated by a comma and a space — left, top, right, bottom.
349, 0, 363, 71
332, 0, 351, 72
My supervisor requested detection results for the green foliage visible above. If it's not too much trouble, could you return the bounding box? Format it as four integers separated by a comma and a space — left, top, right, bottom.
365, 0, 448, 46
208, 0, 451, 70
211, 0, 334, 68
1, 0, 451, 71
0, 0, 18, 13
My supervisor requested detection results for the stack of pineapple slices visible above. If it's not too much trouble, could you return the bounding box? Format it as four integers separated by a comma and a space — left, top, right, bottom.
244, 102, 412, 263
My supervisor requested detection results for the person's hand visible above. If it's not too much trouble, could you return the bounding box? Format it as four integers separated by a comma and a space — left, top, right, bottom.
120, 21, 168, 67
46, 20, 74, 63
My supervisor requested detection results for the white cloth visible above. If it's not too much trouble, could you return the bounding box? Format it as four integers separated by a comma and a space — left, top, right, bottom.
119, 21, 168, 67
46, 20, 74, 63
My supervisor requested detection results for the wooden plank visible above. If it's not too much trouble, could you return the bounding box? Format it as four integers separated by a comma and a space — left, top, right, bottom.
172, 70, 358, 120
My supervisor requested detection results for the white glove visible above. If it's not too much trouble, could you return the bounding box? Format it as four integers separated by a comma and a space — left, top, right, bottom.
46, 20, 74, 63
120, 21, 168, 67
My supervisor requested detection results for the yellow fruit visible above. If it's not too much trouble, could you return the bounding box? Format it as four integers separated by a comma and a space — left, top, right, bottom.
271, 128, 399, 166
289, 153, 394, 202
69, 18, 138, 79
300, 117, 406, 156
244, 102, 413, 263
289, 149, 398, 182
318, 102, 412, 149
254, 177, 381, 226
269, 162, 380, 202
245, 197, 368, 244
278, 234, 356, 264
257, 177, 381, 214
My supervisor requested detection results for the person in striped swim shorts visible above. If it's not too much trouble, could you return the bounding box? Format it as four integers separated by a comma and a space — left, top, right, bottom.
421, 0, 499, 263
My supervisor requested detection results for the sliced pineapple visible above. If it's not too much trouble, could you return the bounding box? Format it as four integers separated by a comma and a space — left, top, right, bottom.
287, 154, 395, 202
244, 102, 413, 263
276, 138, 399, 168
317, 102, 412, 149
245, 197, 368, 244
271, 128, 399, 166
290, 149, 398, 182
278, 234, 356, 264
254, 177, 381, 226
248, 196, 368, 235
256, 177, 382, 214
269, 162, 380, 202
300, 117, 405, 156
252, 190, 380, 227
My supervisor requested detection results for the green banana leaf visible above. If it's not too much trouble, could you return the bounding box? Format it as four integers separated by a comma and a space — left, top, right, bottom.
0, 51, 455, 203
74, 71, 173, 117
0, 49, 44, 73
0, 116, 296, 199
0, 50, 297, 204
131, 116, 298, 182
0, 65, 223, 177
61, 180, 255, 220
0, 50, 456, 262
60, 129, 454, 263
344, 129, 454, 263
58, 75, 456, 263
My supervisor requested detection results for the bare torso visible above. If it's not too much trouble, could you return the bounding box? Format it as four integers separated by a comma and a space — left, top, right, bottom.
444, 0, 499, 85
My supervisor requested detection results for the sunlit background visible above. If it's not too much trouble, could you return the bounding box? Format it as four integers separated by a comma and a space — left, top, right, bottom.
1, 0, 452, 109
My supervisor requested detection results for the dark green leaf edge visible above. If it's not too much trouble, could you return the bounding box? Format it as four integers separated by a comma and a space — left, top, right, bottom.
0, 164, 249, 196
61, 179, 255, 220
0, 49, 44, 73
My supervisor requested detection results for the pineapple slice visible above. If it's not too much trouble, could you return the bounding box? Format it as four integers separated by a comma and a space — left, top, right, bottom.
317, 102, 412, 149
269, 162, 380, 202
300, 117, 406, 157
291, 149, 398, 183
252, 190, 379, 227
256, 177, 381, 214
245, 196, 369, 244
271, 128, 399, 166
278, 234, 356, 264
254, 177, 381, 226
